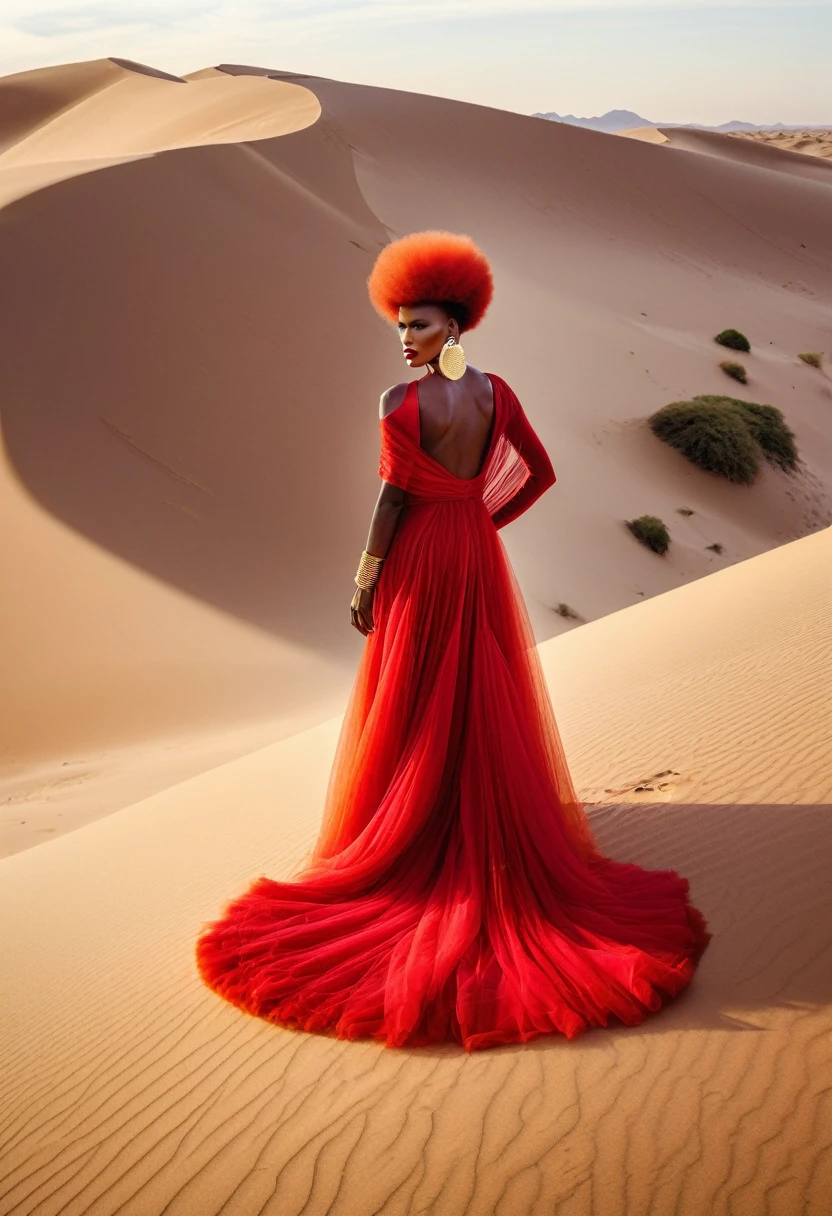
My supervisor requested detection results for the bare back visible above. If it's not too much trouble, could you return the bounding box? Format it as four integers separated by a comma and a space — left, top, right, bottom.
381, 367, 496, 481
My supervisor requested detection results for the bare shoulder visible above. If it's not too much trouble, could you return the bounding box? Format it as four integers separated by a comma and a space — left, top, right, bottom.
379, 382, 410, 420
465, 365, 499, 408
470, 364, 493, 393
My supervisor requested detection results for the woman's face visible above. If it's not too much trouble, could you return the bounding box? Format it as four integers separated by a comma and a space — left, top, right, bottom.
397, 304, 460, 371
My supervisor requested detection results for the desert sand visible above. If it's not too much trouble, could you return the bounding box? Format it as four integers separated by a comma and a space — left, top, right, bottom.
1, 57, 831, 1214
619, 123, 832, 182
725, 126, 832, 160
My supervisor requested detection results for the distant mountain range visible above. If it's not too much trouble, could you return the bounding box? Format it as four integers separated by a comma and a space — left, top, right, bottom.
531, 108, 828, 134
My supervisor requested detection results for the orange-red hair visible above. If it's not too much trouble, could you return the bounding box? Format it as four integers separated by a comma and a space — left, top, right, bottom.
366, 230, 494, 333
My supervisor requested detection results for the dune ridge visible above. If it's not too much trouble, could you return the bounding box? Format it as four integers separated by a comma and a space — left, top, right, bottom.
618, 122, 832, 189
725, 126, 832, 160
0, 58, 123, 153
0, 57, 320, 189
651, 124, 832, 185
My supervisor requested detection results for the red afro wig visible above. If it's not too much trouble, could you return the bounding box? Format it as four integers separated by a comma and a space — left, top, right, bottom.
366, 229, 494, 333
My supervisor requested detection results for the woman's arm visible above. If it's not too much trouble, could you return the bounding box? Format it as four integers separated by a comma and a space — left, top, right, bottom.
351, 480, 407, 636
351, 387, 411, 638
364, 479, 407, 558
490, 400, 556, 531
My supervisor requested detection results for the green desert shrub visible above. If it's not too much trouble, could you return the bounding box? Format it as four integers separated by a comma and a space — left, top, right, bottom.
648, 399, 760, 484
626, 514, 670, 555
798, 351, 823, 368
649, 394, 798, 482
706, 542, 725, 554
694, 394, 798, 472
715, 328, 751, 352
720, 360, 747, 383
554, 602, 580, 620
676, 507, 694, 516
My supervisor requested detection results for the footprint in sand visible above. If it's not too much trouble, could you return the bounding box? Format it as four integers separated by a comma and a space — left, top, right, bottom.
588, 769, 695, 803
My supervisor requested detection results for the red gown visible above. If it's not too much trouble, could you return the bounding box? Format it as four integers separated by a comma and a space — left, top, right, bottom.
195, 371, 711, 1051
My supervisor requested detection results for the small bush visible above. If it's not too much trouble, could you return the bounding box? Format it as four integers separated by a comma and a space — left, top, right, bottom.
648, 399, 760, 484
626, 514, 670, 555
676, 507, 694, 516
554, 602, 580, 620
798, 351, 823, 368
720, 360, 747, 383
715, 328, 751, 352
694, 394, 798, 472
706, 542, 724, 554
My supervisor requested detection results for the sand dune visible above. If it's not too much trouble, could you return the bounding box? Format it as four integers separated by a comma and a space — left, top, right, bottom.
0, 58, 123, 154
1, 58, 830, 854
618, 123, 832, 183
1, 52, 831, 1213
617, 124, 671, 145
0, 57, 320, 206
726, 126, 832, 161
1, 526, 829, 1213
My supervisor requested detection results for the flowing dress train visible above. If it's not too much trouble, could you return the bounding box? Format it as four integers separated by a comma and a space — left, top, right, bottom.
195, 371, 711, 1051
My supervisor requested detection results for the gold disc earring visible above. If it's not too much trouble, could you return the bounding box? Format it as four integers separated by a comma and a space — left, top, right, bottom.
438, 335, 466, 380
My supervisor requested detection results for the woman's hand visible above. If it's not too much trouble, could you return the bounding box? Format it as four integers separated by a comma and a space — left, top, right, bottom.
352, 473, 405, 637
350, 586, 376, 636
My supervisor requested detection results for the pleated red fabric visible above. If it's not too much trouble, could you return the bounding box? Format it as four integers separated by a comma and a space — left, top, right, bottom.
195, 372, 711, 1051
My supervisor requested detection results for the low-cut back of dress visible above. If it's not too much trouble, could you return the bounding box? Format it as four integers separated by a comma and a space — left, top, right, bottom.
390, 374, 497, 481
195, 371, 711, 1051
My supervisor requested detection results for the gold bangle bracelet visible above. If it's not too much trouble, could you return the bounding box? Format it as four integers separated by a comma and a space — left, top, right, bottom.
354, 549, 385, 590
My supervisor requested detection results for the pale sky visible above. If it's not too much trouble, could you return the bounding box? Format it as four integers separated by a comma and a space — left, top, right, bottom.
1, 1, 829, 126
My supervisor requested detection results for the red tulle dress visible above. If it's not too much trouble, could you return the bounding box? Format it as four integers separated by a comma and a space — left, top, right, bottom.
195, 371, 711, 1051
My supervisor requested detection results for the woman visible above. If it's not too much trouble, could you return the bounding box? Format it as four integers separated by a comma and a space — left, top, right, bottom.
195, 230, 711, 1051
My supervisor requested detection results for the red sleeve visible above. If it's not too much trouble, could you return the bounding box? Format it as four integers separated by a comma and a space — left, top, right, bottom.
490, 398, 556, 531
